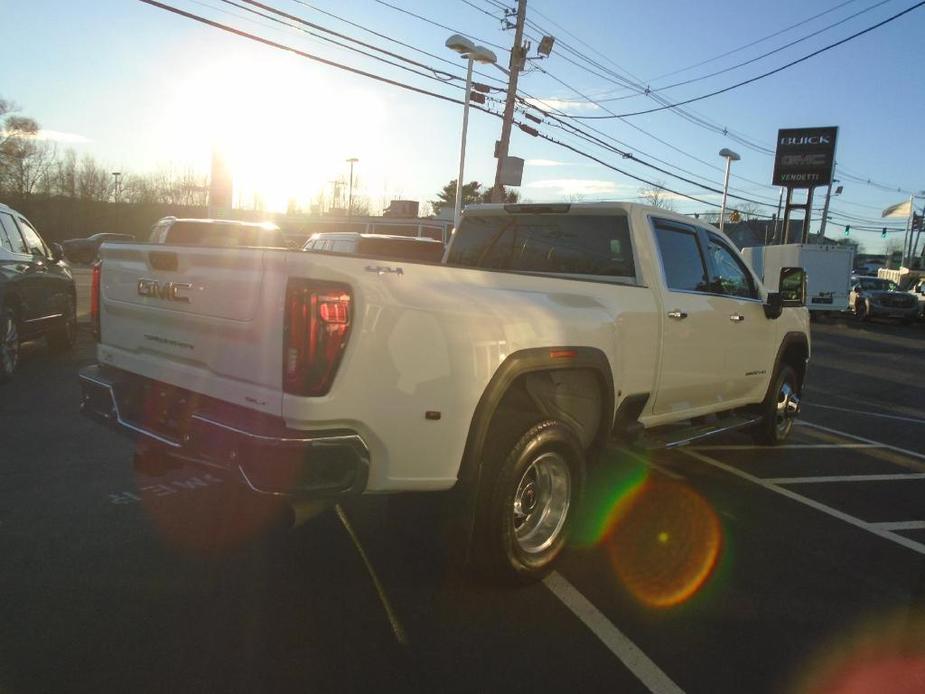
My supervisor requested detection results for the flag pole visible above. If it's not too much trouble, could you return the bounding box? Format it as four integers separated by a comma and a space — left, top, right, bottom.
905, 194, 914, 266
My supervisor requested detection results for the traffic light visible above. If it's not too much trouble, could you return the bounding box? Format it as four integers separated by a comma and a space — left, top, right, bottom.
882, 227, 887, 239
844, 225, 850, 236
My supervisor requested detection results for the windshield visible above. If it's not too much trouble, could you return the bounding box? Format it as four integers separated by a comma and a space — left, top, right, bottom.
857, 277, 898, 291
164, 222, 286, 248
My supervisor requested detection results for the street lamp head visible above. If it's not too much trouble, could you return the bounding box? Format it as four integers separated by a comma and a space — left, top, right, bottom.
469, 46, 497, 64
718, 148, 741, 162
446, 34, 476, 55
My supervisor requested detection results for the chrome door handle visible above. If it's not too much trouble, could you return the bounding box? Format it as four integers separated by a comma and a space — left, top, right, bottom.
729, 314, 745, 322
667, 310, 688, 320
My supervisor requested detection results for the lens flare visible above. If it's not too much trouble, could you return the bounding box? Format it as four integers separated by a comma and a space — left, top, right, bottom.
792, 610, 925, 694
603, 477, 722, 608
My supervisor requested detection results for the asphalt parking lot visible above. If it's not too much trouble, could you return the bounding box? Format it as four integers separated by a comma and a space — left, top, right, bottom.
2, 280, 923, 693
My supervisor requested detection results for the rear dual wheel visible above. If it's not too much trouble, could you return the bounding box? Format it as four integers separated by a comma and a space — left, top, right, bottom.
472, 419, 585, 583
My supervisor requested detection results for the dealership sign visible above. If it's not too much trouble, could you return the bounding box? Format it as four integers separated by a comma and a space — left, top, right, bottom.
772, 126, 838, 187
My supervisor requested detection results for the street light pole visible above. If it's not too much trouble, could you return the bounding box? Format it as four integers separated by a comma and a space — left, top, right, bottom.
718, 148, 740, 234
454, 56, 474, 231
111, 171, 122, 203
446, 34, 497, 231
346, 158, 358, 216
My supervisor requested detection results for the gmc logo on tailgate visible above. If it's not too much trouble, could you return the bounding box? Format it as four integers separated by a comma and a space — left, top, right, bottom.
137, 278, 192, 303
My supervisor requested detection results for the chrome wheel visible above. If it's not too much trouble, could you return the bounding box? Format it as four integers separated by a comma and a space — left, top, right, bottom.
512, 451, 572, 554
1, 312, 19, 377
775, 381, 799, 438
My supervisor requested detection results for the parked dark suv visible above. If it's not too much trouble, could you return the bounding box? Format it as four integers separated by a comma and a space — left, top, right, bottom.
0, 203, 77, 382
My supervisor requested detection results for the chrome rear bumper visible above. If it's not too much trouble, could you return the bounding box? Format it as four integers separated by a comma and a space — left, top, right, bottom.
79, 364, 369, 498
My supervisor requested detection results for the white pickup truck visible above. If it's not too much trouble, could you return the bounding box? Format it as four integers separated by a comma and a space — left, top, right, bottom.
79, 203, 810, 581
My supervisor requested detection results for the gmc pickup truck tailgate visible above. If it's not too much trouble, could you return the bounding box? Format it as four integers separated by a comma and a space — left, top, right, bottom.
97, 244, 288, 416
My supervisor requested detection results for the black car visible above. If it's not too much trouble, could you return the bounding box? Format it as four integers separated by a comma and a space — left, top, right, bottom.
0, 203, 77, 382
62, 232, 134, 264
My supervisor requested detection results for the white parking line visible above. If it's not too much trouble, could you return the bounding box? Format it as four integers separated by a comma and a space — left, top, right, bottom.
869, 521, 925, 532
682, 450, 925, 556
335, 505, 408, 646
797, 421, 925, 464
543, 571, 686, 694
765, 473, 925, 485
802, 402, 925, 425
691, 444, 879, 450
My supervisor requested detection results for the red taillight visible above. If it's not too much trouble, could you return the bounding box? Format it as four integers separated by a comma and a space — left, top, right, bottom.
283, 280, 352, 396
90, 260, 101, 341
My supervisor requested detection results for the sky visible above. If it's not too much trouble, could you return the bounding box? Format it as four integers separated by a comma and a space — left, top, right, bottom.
2, 0, 924, 251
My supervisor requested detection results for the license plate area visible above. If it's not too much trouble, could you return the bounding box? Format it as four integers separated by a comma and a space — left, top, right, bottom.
115, 379, 199, 444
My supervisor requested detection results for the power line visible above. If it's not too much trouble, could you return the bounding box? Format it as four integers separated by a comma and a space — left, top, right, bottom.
218, 0, 468, 85
371, 0, 509, 52
137, 0, 915, 227
567, 1, 925, 118
138, 0, 491, 107
645, 0, 865, 83
285, 0, 507, 86
458, 0, 504, 22
590, 0, 897, 98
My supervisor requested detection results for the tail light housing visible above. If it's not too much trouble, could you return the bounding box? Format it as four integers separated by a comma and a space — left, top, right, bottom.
283, 280, 352, 396
90, 260, 101, 341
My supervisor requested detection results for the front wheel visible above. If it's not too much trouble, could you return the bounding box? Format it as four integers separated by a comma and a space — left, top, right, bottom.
47, 295, 77, 353
752, 365, 799, 446
0, 306, 20, 383
472, 419, 585, 583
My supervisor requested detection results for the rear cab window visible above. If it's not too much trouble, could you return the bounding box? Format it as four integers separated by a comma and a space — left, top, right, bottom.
446, 211, 636, 282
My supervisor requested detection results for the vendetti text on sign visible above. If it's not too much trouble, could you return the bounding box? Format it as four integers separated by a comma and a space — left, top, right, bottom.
772, 126, 838, 187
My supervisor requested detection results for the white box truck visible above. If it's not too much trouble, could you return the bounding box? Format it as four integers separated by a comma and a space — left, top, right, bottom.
743, 243, 854, 317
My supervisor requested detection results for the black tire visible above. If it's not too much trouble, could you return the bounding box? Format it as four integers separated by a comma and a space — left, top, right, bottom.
471, 419, 585, 583
47, 294, 77, 353
0, 305, 20, 383
752, 364, 799, 446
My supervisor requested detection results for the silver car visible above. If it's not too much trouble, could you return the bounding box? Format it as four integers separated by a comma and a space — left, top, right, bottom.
849, 275, 920, 324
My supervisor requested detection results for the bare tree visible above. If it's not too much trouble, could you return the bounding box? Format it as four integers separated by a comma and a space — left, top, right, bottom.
638, 181, 676, 210
76, 154, 111, 201
0, 102, 56, 197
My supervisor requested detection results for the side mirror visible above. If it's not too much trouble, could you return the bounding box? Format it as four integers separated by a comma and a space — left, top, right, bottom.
779, 266, 806, 307
50, 242, 64, 263
763, 292, 783, 319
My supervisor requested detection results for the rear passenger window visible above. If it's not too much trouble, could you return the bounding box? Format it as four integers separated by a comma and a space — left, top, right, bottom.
446, 214, 635, 280
653, 223, 709, 292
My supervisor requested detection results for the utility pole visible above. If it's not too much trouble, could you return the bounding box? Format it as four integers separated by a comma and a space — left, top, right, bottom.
818, 164, 836, 239
346, 158, 358, 217
490, 0, 527, 203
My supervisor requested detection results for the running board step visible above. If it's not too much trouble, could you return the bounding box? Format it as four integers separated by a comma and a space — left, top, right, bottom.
633, 415, 761, 450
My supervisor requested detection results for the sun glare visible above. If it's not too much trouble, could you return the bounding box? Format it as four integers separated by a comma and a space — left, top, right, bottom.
162, 53, 388, 212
